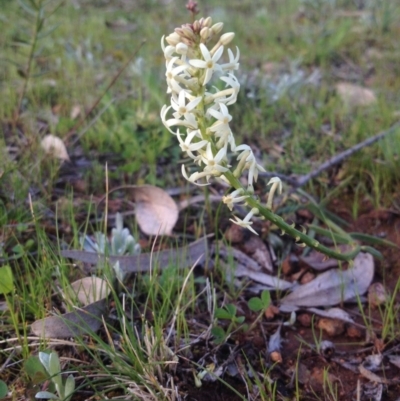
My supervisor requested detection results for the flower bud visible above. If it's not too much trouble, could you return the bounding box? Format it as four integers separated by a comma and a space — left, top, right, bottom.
182, 26, 196, 40
176, 42, 188, 55
193, 20, 200, 32
220, 32, 235, 45
203, 16, 213, 27
166, 32, 181, 46
211, 22, 223, 35
200, 27, 210, 41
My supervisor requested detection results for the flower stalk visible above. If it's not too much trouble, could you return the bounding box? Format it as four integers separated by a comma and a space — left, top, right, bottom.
161, 16, 363, 261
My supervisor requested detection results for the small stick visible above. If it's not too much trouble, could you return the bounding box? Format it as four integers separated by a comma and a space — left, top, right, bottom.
260, 121, 400, 188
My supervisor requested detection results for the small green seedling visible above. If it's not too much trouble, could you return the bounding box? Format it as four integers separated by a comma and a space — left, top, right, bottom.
0, 380, 8, 398
212, 304, 245, 344
247, 290, 271, 331
35, 352, 75, 401
80, 212, 140, 282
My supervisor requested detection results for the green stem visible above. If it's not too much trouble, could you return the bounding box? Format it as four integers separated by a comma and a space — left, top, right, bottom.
223, 171, 361, 262
14, 1, 44, 125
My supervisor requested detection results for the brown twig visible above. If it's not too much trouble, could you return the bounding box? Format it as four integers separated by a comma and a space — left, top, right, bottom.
260, 121, 400, 188
64, 40, 146, 144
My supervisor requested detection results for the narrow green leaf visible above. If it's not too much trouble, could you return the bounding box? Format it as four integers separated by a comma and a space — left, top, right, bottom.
307, 225, 352, 244
350, 233, 399, 249
261, 290, 271, 307
360, 246, 383, 260
0, 265, 14, 294
17, 0, 37, 16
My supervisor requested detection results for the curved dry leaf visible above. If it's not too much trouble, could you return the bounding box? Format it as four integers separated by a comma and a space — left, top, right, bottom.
67, 277, 110, 305
307, 307, 354, 324
31, 299, 107, 338
132, 185, 178, 236
280, 252, 374, 310
41, 134, 70, 161
31, 278, 110, 338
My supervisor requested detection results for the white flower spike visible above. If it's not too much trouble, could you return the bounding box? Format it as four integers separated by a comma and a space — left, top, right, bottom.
161, 17, 269, 234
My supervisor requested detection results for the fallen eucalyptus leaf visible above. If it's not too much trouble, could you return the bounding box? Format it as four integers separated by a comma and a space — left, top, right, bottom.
280, 252, 374, 311
131, 185, 179, 236
61, 236, 209, 275
31, 299, 107, 338
41, 134, 70, 161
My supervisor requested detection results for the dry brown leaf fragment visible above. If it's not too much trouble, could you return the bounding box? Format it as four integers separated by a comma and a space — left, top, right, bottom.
359, 364, 388, 384
131, 185, 179, 236
317, 318, 345, 337
41, 134, 70, 161
70, 105, 81, 119
336, 82, 377, 107
238, 235, 274, 273
368, 282, 388, 308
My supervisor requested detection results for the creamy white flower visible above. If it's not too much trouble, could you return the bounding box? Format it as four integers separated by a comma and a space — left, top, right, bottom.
208, 103, 232, 134
182, 165, 211, 186
234, 145, 265, 189
230, 208, 259, 235
220, 47, 240, 72
218, 74, 240, 105
177, 129, 208, 160
266, 177, 282, 209
214, 127, 236, 150
165, 57, 188, 94
171, 90, 202, 119
189, 43, 224, 86
161, 104, 198, 134
222, 188, 249, 211
201, 143, 229, 175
